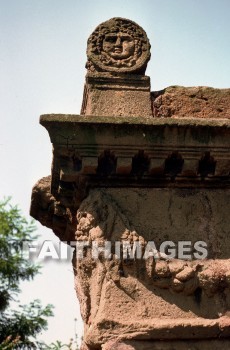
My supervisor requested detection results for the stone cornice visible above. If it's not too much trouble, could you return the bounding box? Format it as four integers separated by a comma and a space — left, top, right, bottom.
40, 115, 230, 205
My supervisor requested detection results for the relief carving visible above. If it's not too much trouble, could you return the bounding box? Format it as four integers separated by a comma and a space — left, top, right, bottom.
74, 189, 230, 298
86, 17, 151, 74
31, 180, 230, 302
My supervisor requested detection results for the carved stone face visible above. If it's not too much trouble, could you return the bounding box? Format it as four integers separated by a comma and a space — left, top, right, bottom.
87, 17, 151, 73
102, 32, 135, 60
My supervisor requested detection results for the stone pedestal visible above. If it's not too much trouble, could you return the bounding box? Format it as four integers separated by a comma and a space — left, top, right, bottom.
81, 73, 152, 117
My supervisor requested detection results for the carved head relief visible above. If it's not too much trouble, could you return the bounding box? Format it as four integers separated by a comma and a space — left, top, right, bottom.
87, 17, 151, 74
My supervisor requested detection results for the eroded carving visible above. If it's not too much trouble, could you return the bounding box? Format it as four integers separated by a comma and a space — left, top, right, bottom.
31, 172, 230, 347
74, 189, 230, 298
30, 176, 76, 241
86, 17, 151, 74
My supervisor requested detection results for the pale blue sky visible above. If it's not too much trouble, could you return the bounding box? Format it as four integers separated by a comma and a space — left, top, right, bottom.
1, 0, 230, 345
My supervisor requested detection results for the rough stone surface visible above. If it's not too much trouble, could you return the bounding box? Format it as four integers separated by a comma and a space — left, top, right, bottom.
73, 188, 230, 347
81, 73, 152, 117
31, 112, 230, 348
31, 181, 230, 348
30, 176, 76, 242
152, 86, 230, 119
31, 115, 230, 350
102, 339, 230, 350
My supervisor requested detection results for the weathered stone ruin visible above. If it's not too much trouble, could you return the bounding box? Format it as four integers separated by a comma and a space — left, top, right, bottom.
31, 17, 230, 349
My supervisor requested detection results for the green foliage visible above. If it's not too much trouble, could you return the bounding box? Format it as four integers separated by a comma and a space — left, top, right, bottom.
0, 198, 53, 348
43, 339, 79, 350
0, 198, 38, 310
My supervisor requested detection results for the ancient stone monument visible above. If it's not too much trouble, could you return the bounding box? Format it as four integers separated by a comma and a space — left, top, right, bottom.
31, 18, 230, 349
81, 17, 151, 117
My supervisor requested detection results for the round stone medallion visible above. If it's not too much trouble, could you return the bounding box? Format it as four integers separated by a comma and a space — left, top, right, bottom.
86, 17, 151, 74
